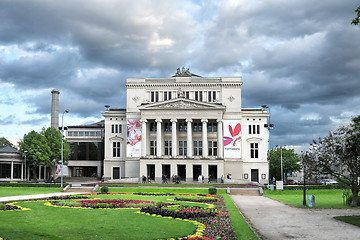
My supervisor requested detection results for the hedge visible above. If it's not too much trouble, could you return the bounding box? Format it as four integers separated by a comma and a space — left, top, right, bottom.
284, 184, 345, 190
0, 182, 69, 188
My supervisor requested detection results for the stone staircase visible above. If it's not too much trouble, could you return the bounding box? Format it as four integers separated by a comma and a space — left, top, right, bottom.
63, 187, 95, 193
228, 188, 261, 196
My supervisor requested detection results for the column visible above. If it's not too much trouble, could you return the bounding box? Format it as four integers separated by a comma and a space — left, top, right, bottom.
10, 161, 14, 181
171, 119, 177, 157
141, 120, 147, 157
186, 119, 193, 158
21, 163, 24, 181
156, 119, 162, 157
202, 119, 208, 158
217, 120, 223, 158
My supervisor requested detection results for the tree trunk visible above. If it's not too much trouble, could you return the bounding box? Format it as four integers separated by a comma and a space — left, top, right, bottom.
351, 187, 359, 207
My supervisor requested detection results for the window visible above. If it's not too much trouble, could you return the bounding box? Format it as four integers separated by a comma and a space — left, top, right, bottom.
193, 141, 202, 156
164, 141, 172, 155
112, 142, 121, 157
150, 122, 157, 131
150, 141, 157, 156
85, 132, 89, 136
178, 123, 187, 132
193, 123, 202, 132
74, 132, 79, 136
150, 91, 159, 102
249, 125, 260, 134
179, 141, 187, 156
185, 91, 189, 99
194, 91, 203, 101
208, 123, 217, 132
79, 132, 84, 136
112, 124, 122, 133
208, 141, 217, 156
164, 91, 172, 101
250, 143, 259, 158
208, 91, 217, 102
164, 122, 172, 132
68, 131, 73, 136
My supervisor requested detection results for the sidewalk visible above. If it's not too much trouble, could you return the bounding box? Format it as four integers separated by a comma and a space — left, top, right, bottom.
0, 192, 87, 202
231, 195, 360, 240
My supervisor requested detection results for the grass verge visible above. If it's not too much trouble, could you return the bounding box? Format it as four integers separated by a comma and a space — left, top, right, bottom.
0, 187, 62, 197
334, 215, 360, 227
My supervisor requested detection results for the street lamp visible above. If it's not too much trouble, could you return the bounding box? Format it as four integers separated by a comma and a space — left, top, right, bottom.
61, 110, 69, 188
261, 105, 273, 185
24, 150, 28, 181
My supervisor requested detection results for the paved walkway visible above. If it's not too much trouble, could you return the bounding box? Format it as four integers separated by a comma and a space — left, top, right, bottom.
0, 192, 87, 202
231, 195, 360, 240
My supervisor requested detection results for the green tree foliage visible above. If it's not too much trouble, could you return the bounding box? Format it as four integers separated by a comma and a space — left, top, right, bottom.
301, 115, 360, 207
0, 137, 15, 148
351, 6, 360, 25
19, 131, 51, 178
41, 127, 71, 164
269, 147, 301, 181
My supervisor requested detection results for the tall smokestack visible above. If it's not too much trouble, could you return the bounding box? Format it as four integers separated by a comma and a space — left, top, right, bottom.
51, 89, 60, 130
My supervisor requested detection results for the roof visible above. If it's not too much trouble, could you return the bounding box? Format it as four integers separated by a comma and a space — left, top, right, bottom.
0, 146, 19, 153
67, 120, 105, 129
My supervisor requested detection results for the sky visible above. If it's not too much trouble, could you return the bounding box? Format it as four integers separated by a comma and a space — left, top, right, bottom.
1, 0, 360, 152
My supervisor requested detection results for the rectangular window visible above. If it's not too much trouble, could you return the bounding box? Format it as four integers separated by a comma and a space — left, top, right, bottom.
193, 141, 203, 156
150, 123, 157, 131
168, 91, 172, 100
257, 125, 260, 134
208, 91, 212, 102
249, 125, 251, 134
208, 123, 217, 132
74, 132, 78, 136
179, 141, 187, 156
155, 91, 159, 102
213, 91, 216, 101
151, 91, 155, 102
249, 125, 260, 134
164, 140, 172, 156
208, 141, 217, 156
68, 131, 73, 136
195, 91, 198, 101
150, 141, 157, 156
119, 124, 122, 133
250, 143, 259, 158
115, 124, 118, 133
113, 142, 120, 157
185, 91, 189, 99
79, 132, 84, 136
85, 132, 90, 136
164, 91, 167, 101
90, 132, 95, 136
112, 124, 115, 133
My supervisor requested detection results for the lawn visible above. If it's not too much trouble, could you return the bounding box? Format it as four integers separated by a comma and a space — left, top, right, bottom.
263, 189, 359, 209
334, 215, 360, 227
0, 187, 257, 240
0, 187, 62, 197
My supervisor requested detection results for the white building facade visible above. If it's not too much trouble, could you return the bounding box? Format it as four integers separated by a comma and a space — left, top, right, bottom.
102, 69, 270, 184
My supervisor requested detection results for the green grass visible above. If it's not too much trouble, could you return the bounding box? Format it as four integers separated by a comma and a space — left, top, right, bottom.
264, 189, 360, 209
334, 215, 360, 227
222, 194, 258, 240
0, 187, 62, 197
0, 187, 256, 240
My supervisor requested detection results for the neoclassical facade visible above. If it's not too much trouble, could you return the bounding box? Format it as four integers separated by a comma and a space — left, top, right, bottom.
102, 69, 270, 184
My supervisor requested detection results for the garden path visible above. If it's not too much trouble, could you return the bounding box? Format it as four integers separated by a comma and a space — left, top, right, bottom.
0, 192, 86, 202
231, 195, 360, 240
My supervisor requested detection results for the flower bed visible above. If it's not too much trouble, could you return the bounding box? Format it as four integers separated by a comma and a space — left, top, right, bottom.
48, 195, 89, 200
51, 199, 155, 209
0, 203, 21, 211
174, 197, 218, 203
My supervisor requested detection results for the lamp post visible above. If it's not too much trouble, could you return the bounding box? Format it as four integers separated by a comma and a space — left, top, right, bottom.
261, 105, 273, 185
61, 110, 69, 188
302, 151, 307, 206
24, 150, 28, 181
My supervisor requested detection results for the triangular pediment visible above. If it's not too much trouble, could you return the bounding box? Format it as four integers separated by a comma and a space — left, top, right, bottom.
139, 98, 225, 110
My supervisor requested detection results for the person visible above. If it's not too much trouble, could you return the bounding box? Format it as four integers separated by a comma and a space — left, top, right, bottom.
142, 175, 146, 184
272, 177, 276, 185
198, 175, 202, 183
162, 174, 166, 184
229, 174, 232, 180
202, 175, 204, 183
177, 175, 181, 184
147, 176, 151, 184
164, 175, 168, 184
208, 175, 211, 183
221, 175, 224, 183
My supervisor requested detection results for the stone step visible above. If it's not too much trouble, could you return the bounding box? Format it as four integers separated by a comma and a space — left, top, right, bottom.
228, 188, 261, 196
64, 187, 94, 193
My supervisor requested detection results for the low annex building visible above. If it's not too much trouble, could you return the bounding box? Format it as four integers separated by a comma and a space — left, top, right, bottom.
97, 68, 270, 184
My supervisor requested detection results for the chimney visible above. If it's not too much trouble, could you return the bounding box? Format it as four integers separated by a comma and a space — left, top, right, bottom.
51, 89, 60, 130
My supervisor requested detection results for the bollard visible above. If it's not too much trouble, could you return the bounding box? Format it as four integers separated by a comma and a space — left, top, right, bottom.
308, 195, 315, 208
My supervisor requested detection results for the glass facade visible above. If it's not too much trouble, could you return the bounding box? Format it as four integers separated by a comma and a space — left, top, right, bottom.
69, 142, 104, 161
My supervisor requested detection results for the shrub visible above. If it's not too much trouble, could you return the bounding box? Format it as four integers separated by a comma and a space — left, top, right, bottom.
209, 187, 217, 195
0, 203, 6, 210
100, 186, 109, 193
345, 195, 360, 206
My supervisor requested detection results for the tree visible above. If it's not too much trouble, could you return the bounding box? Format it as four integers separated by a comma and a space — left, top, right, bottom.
269, 147, 301, 181
351, 6, 360, 25
19, 131, 51, 180
0, 137, 15, 148
302, 116, 360, 207
40, 127, 71, 165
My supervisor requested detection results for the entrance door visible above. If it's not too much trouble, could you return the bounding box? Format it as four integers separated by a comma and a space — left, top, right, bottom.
162, 164, 170, 180
177, 165, 186, 182
113, 167, 120, 179
208, 165, 218, 182
147, 164, 155, 180
193, 165, 202, 181
251, 169, 259, 182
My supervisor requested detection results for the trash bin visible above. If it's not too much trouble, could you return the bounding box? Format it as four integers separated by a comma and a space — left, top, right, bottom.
308, 195, 315, 208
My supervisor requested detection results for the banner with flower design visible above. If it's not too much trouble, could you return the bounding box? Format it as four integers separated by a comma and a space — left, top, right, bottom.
223, 120, 242, 158
127, 119, 142, 157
